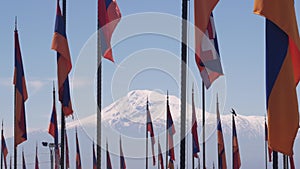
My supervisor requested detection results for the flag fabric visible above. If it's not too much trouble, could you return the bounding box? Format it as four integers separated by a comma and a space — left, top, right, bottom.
191, 89, 200, 158
289, 156, 295, 169
264, 121, 272, 162
14, 28, 28, 146
98, 0, 121, 62
35, 145, 39, 169
167, 96, 175, 161
106, 142, 112, 169
194, 0, 223, 89
75, 130, 82, 169
254, 0, 300, 156
120, 138, 126, 169
2, 127, 8, 169
65, 132, 70, 169
22, 150, 26, 169
51, 0, 73, 117
232, 116, 241, 169
146, 100, 156, 165
93, 142, 97, 169
9, 156, 11, 169
168, 159, 174, 169
48, 88, 60, 169
216, 96, 227, 169
158, 138, 164, 169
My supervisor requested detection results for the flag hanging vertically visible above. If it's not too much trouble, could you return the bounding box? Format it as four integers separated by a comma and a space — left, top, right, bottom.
120, 137, 126, 169
22, 150, 26, 169
2, 122, 8, 169
216, 96, 227, 169
232, 115, 241, 169
65, 132, 70, 169
194, 0, 223, 89
14, 27, 28, 146
106, 141, 112, 169
191, 88, 200, 158
48, 85, 60, 169
254, 0, 300, 156
146, 99, 156, 165
167, 95, 176, 161
158, 138, 164, 169
98, 0, 121, 62
264, 120, 272, 162
51, 0, 73, 117
75, 129, 82, 169
35, 144, 39, 169
168, 159, 174, 169
289, 156, 295, 169
93, 142, 97, 169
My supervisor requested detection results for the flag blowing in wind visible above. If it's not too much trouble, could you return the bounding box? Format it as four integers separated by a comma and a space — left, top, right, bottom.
167, 95, 175, 161
146, 100, 156, 165
98, 0, 121, 62
216, 96, 227, 169
2, 127, 8, 169
194, 0, 223, 89
51, 0, 73, 117
76, 130, 82, 169
191, 89, 200, 158
120, 137, 126, 169
232, 115, 241, 169
14, 28, 28, 146
254, 0, 300, 156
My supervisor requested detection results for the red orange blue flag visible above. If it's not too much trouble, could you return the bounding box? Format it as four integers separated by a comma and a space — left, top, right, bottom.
14, 27, 28, 146
2, 123, 8, 169
232, 115, 241, 169
264, 121, 272, 162
76, 130, 82, 169
51, 0, 73, 117
254, 0, 300, 156
98, 0, 121, 62
158, 138, 164, 169
120, 137, 126, 169
191, 88, 200, 158
166, 94, 175, 161
93, 142, 97, 169
216, 96, 226, 169
146, 99, 156, 165
106, 141, 112, 169
194, 0, 223, 89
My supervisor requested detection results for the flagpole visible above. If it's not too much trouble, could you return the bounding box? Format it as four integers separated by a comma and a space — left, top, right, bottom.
97, 0, 102, 168
13, 17, 17, 169
1, 120, 3, 169
283, 154, 288, 169
232, 114, 234, 169
146, 99, 149, 169
264, 116, 267, 169
60, 0, 67, 169
166, 91, 169, 169
180, 0, 188, 167
273, 151, 278, 169
202, 82, 205, 169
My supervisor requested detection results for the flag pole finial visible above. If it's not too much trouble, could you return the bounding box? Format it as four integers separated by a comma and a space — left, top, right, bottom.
15, 16, 17, 31
1, 119, 3, 130
53, 81, 55, 92
231, 108, 237, 116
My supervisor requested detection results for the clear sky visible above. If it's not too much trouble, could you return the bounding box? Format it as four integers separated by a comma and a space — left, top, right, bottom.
0, 0, 299, 136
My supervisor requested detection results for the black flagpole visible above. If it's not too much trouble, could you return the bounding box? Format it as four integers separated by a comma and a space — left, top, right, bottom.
273, 151, 278, 169
180, 0, 188, 167
14, 16, 17, 169
202, 82, 205, 169
97, 0, 102, 168
166, 91, 169, 169
60, 0, 66, 169
264, 116, 267, 169
1, 120, 3, 169
146, 99, 149, 169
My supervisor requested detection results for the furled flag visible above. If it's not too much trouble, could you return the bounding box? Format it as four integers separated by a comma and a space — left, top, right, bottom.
93, 142, 97, 169
167, 94, 176, 161
35, 144, 39, 169
48, 85, 60, 169
51, 0, 73, 117
2, 122, 8, 169
254, 0, 300, 156
22, 150, 26, 169
120, 137, 126, 169
14, 24, 28, 146
232, 115, 241, 169
290, 156, 295, 169
264, 120, 272, 162
98, 0, 121, 62
194, 0, 223, 89
191, 88, 200, 158
216, 96, 227, 169
65, 132, 70, 169
106, 141, 112, 169
168, 159, 174, 169
158, 138, 164, 169
75, 129, 82, 169
146, 99, 156, 165
9, 156, 11, 169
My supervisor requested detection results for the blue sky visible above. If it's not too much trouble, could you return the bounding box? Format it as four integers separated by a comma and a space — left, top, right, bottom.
0, 0, 299, 135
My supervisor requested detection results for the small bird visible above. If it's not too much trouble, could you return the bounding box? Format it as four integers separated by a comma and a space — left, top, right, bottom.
231, 108, 237, 116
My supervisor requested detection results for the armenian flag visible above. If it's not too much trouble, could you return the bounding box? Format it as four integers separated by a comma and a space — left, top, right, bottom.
98, 0, 121, 62
146, 99, 156, 165
106, 141, 112, 169
158, 138, 164, 169
1, 123, 8, 169
167, 94, 175, 161
191, 88, 200, 158
232, 115, 241, 169
216, 96, 226, 169
51, 0, 73, 116
254, 0, 300, 156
